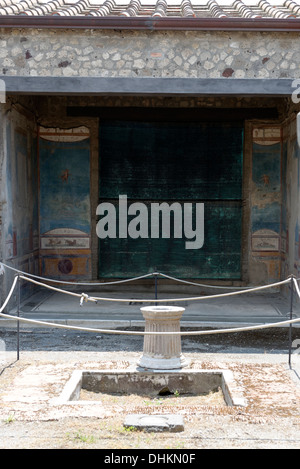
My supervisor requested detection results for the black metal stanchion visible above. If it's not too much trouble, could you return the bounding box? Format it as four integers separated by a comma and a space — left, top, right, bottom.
288, 275, 294, 368
154, 273, 158, 306
17, 274, 20, 361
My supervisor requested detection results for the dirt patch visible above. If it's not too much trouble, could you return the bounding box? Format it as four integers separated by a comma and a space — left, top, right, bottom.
0, 353, 299, 449
1, 326, 300, 353
79, 387, 226, 407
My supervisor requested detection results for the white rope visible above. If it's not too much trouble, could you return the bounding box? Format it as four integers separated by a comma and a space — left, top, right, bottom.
0, 262, 154, 286
293, 277, 300, 299
0, 274, 299, 335
18, 275, 98, 303
18, 274, 290, 304
80, 292, 94, 306
89, 278, 291, 303
0, 261, 284, 291
0, 275, 18, 314
0, 308, 300, 335
159, 272, 253, 290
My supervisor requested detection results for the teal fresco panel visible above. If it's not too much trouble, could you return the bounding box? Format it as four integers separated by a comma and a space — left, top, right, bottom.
39, 138, 91, 234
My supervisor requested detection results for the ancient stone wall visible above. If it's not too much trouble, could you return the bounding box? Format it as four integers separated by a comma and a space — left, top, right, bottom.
1, 28, 300, 80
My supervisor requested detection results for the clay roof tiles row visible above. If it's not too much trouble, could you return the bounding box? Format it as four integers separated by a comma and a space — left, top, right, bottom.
0, 0, 299, 18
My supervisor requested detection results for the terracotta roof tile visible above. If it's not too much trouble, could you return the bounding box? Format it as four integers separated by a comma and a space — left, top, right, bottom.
0, 0, 299, 18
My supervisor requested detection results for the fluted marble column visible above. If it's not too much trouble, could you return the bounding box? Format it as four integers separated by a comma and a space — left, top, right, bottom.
138, 306, 189, 370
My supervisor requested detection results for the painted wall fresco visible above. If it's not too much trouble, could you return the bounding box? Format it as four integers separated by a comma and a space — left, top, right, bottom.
2, 113, 39, 300
39, 127, 91, 279
251, 127, 282, 282
281, 124, 300, 279
292, 139, 300, 271
5, 126, 38, 260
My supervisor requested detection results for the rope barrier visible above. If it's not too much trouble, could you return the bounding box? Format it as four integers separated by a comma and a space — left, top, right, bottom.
1, 305, 300, 335
17, 273, 290, 304
0, 262, 155, 286
17, 275, 98, 303
0, 275, 19, 314
0, 273, 298, 336
89, 278, 291, 302
0, 261, 281, 291
158, 272, 253, 290
293, 277, 300, 299
0, 270, 299, 369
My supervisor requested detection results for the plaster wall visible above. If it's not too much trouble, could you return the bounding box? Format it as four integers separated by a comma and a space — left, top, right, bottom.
281, 116, 300, 281
0, 99, 39, 302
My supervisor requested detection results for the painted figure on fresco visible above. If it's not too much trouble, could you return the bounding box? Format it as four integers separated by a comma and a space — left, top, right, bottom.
261, 174, 270, 186
61, 169, 70, 183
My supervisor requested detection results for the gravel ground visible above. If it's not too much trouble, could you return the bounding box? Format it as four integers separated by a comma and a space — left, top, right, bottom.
0, 326, 299, 451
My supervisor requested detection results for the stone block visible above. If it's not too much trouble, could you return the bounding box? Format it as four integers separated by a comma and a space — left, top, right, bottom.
123, 414, 184, 432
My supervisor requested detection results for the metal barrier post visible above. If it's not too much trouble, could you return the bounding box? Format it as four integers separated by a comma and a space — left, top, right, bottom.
154, 273, 158, 306
17, 274, 20, 361
288, 275, 294, 368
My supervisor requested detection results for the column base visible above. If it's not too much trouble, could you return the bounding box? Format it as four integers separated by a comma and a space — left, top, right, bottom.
138, 353, 190, 370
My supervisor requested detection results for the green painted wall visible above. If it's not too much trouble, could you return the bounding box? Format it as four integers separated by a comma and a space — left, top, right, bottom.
98, 121, 244, 279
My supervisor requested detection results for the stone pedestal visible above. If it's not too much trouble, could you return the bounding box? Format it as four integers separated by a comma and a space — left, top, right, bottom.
138, 305, 189, 370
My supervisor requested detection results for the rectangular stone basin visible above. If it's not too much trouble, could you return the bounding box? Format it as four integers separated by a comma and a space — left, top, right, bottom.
56, 369, 246, 407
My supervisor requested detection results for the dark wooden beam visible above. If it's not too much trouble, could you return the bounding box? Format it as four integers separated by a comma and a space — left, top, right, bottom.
1, 16, 300, 32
